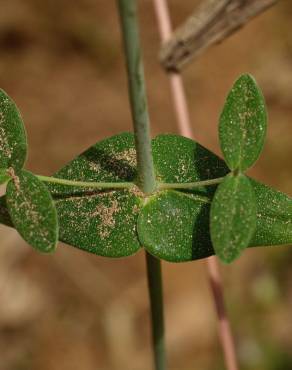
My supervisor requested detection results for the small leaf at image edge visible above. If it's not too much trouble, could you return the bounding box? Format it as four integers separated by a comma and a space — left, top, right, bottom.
0, 89, 28, 172
6, 170, 58, 253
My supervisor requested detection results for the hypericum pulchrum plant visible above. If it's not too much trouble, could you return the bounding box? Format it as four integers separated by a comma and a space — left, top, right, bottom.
1, 74, 291, 263
0, 1, 291, 369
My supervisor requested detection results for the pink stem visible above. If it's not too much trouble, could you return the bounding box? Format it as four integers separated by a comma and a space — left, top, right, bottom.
152, 1, 239, 369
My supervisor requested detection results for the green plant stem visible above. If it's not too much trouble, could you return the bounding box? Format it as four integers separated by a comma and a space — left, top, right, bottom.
117, 0, 156, 194
117, 1, 166, 370
36, 174, 224, 191
158, 176, 225, 190
146, 252, 165, 370
36, 175, 134, 189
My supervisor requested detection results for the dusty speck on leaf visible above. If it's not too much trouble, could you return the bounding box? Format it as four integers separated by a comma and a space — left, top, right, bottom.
92, 199, 121, 239
114, 148, 137, 167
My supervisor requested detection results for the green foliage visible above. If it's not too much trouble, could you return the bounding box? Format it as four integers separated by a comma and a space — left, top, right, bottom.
250, 179, 292, 246
52, 132, 138, 190
139, 135, 292, 262
45, 133, 229, 259
48, 133, 143, 257
138, 190, 213, 262
152, 134, 229, 196
49, 134, 291, 262
0, 131, 291, 261
0, 89, 27, 181
210, 174, 257, 263
219, 74, 267, 172
6, 170, 58, 253
0, 77, 291, 263
211, 74, 268, 262
140, 134, 228, 262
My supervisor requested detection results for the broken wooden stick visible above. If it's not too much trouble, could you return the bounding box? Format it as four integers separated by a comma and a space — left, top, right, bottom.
160, 0, 278, 72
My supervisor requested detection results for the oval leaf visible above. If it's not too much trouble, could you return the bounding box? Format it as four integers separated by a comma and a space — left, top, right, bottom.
0, 89, 27, 174
219, 74, 267, 172
48, 133, 142, 257
137, 190, 214, 262
6, 170, 58, 253
152, 134, 229, 196
210, 174, 257, 263
56, 190, 142, 258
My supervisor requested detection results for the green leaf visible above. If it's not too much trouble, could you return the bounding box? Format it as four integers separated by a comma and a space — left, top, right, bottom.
138, 134, 227, 262
6, 170, 58, 253
136, 133, 227, 262
48, 132, 143, 258
137, 134, 292, 263
52, 132, 138, 192
137, 190, 213, 262
136, 134, 228, 262
250, 179, 292, 246
219, 74, 267, 172
210, 174, 257, 263
0, 89, 27, 173
152, 134, 229, 196
55, 190, 142, 257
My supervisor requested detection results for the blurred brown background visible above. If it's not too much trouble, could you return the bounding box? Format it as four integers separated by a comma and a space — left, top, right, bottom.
0, 1, 292, 369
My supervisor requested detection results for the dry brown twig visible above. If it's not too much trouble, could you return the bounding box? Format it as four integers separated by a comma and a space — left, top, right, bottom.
153, 1, 241, 369
160, 0, 278, 72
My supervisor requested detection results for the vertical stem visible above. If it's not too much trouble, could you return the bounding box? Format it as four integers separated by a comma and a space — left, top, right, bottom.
117, 0, 156, 194
117, 1, 166, 370
146, 252, 166, 370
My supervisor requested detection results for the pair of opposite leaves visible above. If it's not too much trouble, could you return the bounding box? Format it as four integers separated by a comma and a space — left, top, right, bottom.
0, 75, 291, 263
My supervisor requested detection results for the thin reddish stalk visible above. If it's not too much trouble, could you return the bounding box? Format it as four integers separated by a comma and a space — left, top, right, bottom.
152, 1, 239, 369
